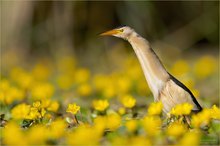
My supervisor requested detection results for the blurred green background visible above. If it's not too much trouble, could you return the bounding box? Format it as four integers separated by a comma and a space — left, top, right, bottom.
1, 1, 218, 61
1, 1, 219, 104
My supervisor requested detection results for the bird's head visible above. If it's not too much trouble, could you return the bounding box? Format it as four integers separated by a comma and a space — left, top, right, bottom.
100, 26, 134, 40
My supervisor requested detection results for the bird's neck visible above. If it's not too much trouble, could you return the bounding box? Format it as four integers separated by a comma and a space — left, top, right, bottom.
128, 33, 169, 98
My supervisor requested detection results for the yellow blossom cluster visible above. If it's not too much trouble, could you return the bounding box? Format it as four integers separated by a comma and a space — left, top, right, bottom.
170, 103, 193, 116
0, 54, 219, 145
94, 113, 121, 131
3, 119, 66, 145
191, 105, 220, 128
11, 100, 59, 120
166, 121, 187, 137
0, 79, 25, 104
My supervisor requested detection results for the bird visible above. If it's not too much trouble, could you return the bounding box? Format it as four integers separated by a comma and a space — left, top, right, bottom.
100, 26, 202, 114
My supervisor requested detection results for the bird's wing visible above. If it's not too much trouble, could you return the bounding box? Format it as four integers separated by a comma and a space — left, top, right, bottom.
169, 74, 202, 111
159, 76, 202, 113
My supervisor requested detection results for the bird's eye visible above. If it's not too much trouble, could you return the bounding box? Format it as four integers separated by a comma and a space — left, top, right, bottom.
119, 29, 124, 32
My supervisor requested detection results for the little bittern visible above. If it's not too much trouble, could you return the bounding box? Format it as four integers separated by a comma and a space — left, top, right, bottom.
100, 26, 202, 113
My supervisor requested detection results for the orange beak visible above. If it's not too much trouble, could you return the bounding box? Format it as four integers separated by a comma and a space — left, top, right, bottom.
100, 29, 122, 36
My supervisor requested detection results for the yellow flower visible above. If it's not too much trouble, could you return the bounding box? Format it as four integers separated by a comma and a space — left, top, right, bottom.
77, 83, 92, 96
32, 62, 51, 81
194, 55, 217, 79
121, 95, 136, 108
191, 108, 211, 128
41, 108, 46, 117
166, 122, 187, 137
118, 107, 126, 115
41, 99, 51, 108
23, 102, 46, 120
171, 59, 189, 76
0, 79, 10, 91
93, 116, 108, 132
191, 105, 220, 129
74, 68, 90, 84
33, 101, 41, 108
178, 130, 201, 146
210, 105, 220, 120
116, 77, 131, 94
170, 103, 193, 116
93, 74, 116, 98
142, 116, 161, 136
66, 103, 80, 115
92, 74, 116, 98
56, 75, 74, 90
0, 91, 4, 102
27, 107, 41, 119
93, 74, 108, 91
10, 67, 33, 89
0, 80, 25, 104
106, 113, 121, 131
129, 136, 152, 146
67, 125, 101, 145
27, 125, 48, 145
11, 103, 30, 119
48, 119, 66, 139
93, 99, 109, 111
94, 114, 121, 131
3, 122, 28, 145
103, 84, 116, 98
148, 102, 163, 116
47, 101, 59, 112
31, 83, 54, 100
125, 120, 137, 132
4, 86, 25, 104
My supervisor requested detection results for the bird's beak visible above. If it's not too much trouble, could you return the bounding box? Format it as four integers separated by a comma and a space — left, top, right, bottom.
100, 29, 121, 36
